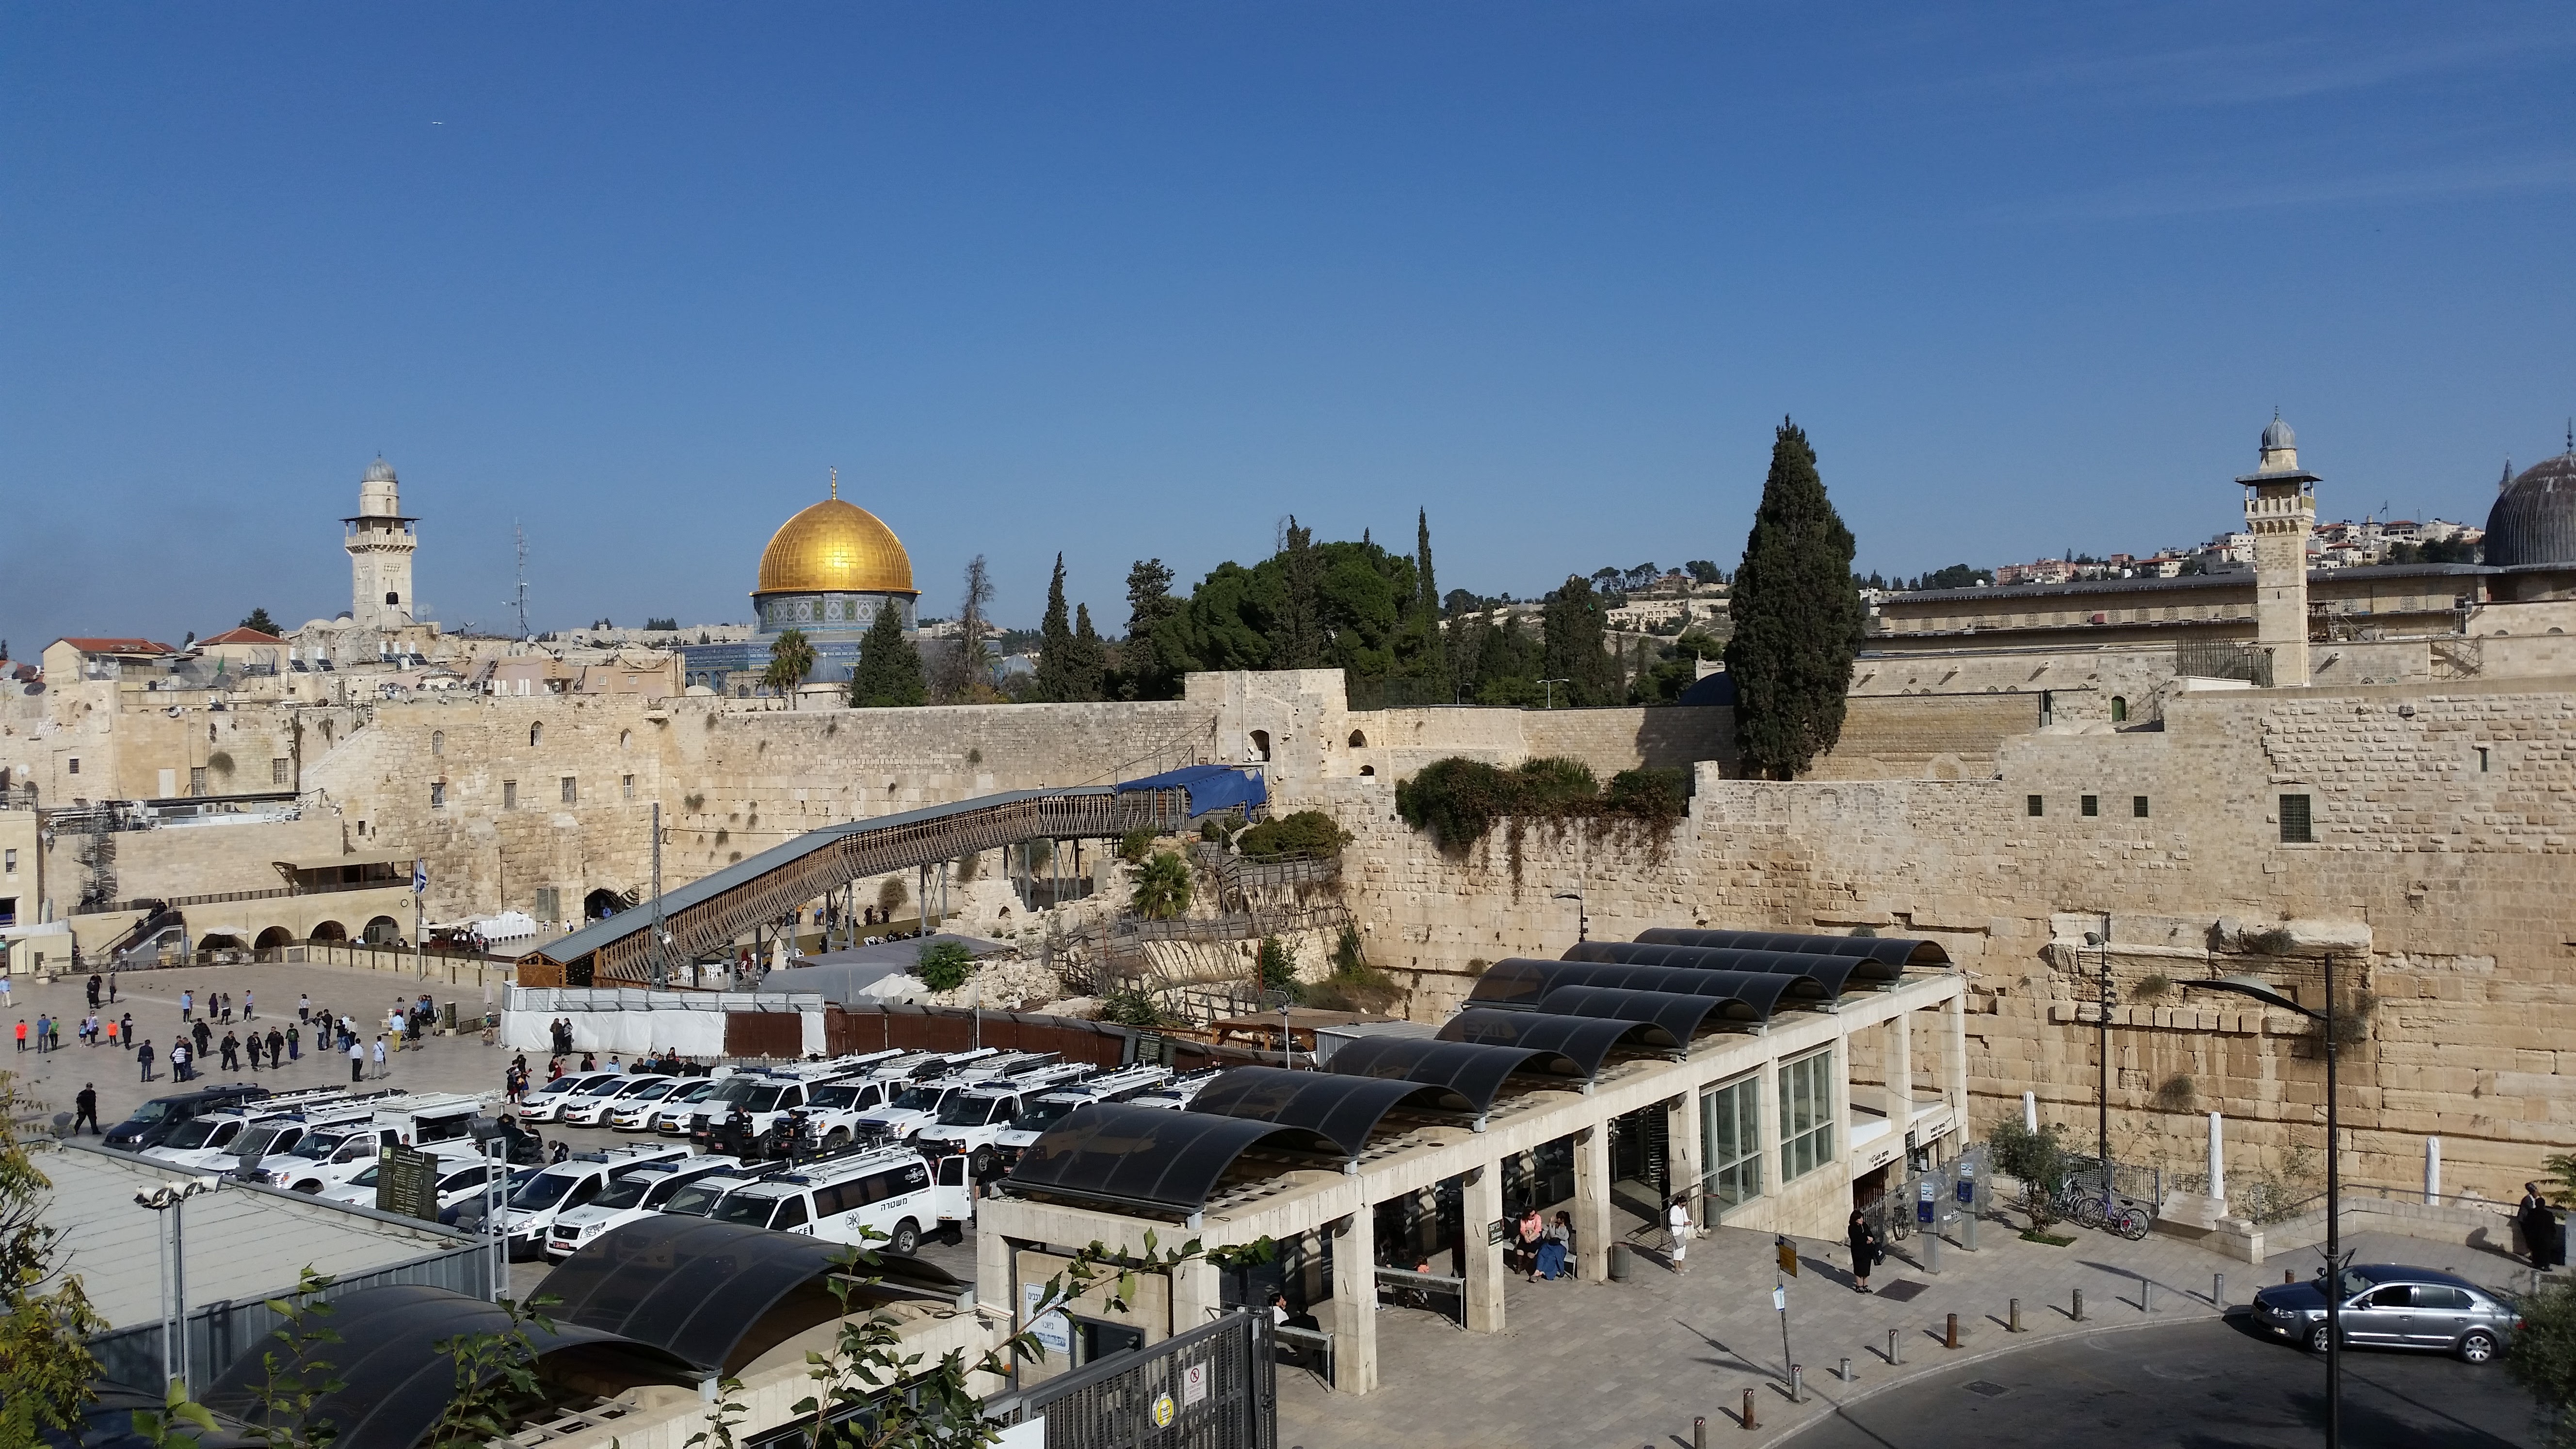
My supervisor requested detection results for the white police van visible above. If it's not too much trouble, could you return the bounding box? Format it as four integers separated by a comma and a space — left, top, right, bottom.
459, 1142, 692, 1258
854, 1058, 1087, 1143
703, 1146, 974, 1256
543, 1154, 774, 1258
979, 1064, 1173, 1172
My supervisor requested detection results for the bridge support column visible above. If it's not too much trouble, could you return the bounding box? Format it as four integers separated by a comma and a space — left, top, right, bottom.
1575, 1124, 1612, 1282
1463, 1163, 1506, 1333
1331, 1208, 1378, 1393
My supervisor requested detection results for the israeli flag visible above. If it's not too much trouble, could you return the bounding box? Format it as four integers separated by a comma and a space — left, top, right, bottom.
412, 858, 428, 894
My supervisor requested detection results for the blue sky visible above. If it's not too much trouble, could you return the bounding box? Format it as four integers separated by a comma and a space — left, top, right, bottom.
4, 2, 2572, 644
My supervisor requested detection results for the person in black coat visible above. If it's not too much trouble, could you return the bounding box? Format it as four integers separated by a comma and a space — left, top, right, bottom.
1848, 1209, 1884, 1293
2521, 1182, 2562, 1270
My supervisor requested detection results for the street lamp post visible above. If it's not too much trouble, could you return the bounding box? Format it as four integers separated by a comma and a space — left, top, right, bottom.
1539, 678, 1570, 709
2182, 962, 2345, 1449
134, 1178, 217, 1391
2085, 917, 2111, 1204
1552, 891, 1587, 943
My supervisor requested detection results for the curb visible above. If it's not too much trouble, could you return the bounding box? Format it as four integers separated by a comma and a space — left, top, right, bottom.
1766, 1306, 2233, 1444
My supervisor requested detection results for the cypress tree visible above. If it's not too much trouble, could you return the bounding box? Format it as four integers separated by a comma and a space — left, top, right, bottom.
1270, 517, 1327, 669
1034, 553, 1075, 701
1120, 559, 1181, 700
1540, 576, 1621, 705
1724, 418, 1864, 778
848, 603, 926, 707
1413, 508, 1451, 693
1065, 603, 1108, 701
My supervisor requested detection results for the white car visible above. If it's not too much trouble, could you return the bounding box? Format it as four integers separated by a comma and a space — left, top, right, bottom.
606, 1078, 695, 1131
648, 1079, 723, 1135
140, 1110, 268, 1170
542, 1155, 773, 1258
455, 1143, 692, 1258
520, 1072, 625, 1124
914, 1080, 1107, 1175
985, 1064, 1173, 1171
321, 1147, 509, 1215
560, 1075, 676, 1128
704, 1148, 976, 1256
261, 1126, 392, 1194
859, 1063, 1088, 1145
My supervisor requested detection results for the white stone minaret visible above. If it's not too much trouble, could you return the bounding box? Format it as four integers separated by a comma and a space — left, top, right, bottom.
2238, 414, 2317, 686
344, 457, 418, 630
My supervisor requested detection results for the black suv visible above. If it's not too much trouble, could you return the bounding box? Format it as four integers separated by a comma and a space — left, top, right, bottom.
103, 1084, 270, 1151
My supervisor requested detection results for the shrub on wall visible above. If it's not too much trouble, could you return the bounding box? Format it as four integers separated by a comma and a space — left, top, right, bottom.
1234, 810, 1349, 861
1393, 757, 1690, 854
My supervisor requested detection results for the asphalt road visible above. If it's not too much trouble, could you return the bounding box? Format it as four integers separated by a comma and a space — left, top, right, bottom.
1784, 1316, 2545, 1449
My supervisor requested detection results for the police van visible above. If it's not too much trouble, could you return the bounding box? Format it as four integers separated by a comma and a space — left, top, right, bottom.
853, 1058, 1088, 1143
703, 1145, 974, 1256
209, 1092, 486, 1191
683, 1051, 931, 1154
798, 1050, 994, 1147
979, 1064, 1173, 1172
543, 1154, 774, 1258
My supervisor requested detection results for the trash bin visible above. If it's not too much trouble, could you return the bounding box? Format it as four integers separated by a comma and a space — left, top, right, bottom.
1609, 1242, 1632, 1280
442, 1001, 458, 1030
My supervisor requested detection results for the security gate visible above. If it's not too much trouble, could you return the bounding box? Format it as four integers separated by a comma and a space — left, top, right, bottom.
987, 1308, 1274, 1449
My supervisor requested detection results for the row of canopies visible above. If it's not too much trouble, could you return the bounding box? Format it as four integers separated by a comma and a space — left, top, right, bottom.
1001, 927, 1949, 1218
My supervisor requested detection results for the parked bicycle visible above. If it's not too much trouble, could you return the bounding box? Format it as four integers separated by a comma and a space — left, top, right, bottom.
2051, 1181, 2152, 1240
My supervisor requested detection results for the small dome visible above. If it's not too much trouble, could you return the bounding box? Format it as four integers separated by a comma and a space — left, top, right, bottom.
363, 456, 398, 483
755, 497, 916, 597
2483, 451, 2576, 567
2261, 414, 2295, 451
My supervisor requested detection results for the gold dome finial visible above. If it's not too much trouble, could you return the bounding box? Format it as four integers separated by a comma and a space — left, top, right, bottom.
830, 466, 837, 500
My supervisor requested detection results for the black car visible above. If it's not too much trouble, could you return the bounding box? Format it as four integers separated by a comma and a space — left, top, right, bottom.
2251, 1263, 2520, 1362
102, 1083, 270, 1151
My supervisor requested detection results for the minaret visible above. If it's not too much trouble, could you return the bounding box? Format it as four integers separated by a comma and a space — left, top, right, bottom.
2238, 413, 2318, 686
344, 457, 419, 630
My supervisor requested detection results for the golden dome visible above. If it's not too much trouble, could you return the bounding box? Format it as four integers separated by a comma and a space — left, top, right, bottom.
754, 497, 917, 597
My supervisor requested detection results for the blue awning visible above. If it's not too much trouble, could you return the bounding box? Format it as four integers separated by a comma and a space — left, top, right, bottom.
1116, 764, 1267, 818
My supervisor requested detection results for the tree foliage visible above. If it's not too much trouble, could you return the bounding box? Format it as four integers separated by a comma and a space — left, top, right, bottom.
915, 940, 972, 992
1256, 936, 1299, 999
1233, 809, 1350, 861
1725, 419, 1865, 778
1393, 757, 1689, 854
238, 607, 281, 636
2508, 1277, 2576, 1447
1128, 850, 1192, 920
848, 606, 926, 708
1031, 555, 1087, 703
1113, 559, 1182, 701
1540, 575, 1622, 706
763, 628, 817, 696
1, 1077, 102, 1444
932, 556, 999, 704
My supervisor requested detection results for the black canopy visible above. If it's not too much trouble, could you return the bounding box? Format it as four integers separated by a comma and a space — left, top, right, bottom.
202, 1284, 696, 1449
1435, 1008, 1659, 1077
1004, 1102, 1342, 1214
1630, 927, 1949, 970
1324, 1034, 1591, 1111
1531, 985, 1744, 1047
538, 1217, 965, 1375
1467, 958, 1810, 1014
1561, 940, 1875, 992
1189, 1065, 1474, 1154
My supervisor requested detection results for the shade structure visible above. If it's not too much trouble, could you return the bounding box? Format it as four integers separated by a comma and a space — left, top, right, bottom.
539, 1217, 965, 1375
1562, 940, 1878, 993
1115, 763, 1267, 819
1187, 1065, 1475, 1155
1531, 985, 1750, 1047
202, 1284, 696, 1449
1324, 1034, 1591, 1112
1630, 927, 1948, 970
1004, 1102, 1342, 1215
1435, 1008, 1660, 1077
1466, 958, 1811, 1015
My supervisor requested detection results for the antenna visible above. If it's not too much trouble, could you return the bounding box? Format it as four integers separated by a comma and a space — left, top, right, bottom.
511, 521, 531, 640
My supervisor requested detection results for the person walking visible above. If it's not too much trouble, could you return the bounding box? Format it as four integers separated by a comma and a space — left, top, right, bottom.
191, 1018, 212, 1059
12, 1018, 24, 1054
219, 1031, 240, 1073
1667, 1195, 1693, 1275
1848, 1209, 1883, 1293
349, 1035, 366, 1084
243, 990, 255, 1020
33, 1014, 49, 1055
171, 1041, 191, 1082
298, 994, 310, 1024
372, 1034, 388, 1079
106, 971, 117, 1004
73, 1084, 99, 1135
85, 973, 102, 1010
105, 1018, 119, 1050
138, 1038, 157, 1082
246, 1031, 264, 1072
267, 1027, 285, 1068
2521, 1182, 2562, 1270
118, 1013, 133, 1047
285, 1023, 300, 1062
180, 989, 193, 1020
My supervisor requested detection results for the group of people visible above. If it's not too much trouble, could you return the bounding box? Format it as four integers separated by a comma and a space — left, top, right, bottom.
176, 987, 253, 1022
1509, 1207, 1581, 1282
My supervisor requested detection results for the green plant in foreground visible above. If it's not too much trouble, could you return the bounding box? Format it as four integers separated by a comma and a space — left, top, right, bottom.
916, 940, 973, 993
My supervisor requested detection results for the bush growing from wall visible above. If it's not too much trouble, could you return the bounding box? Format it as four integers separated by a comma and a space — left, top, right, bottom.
916, 940, 973, 992
1234, 810, 1350, 861
1393, 757, 1690, 853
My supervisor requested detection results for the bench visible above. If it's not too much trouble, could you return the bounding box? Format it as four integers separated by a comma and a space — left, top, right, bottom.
1374, 1265, 1467, 1326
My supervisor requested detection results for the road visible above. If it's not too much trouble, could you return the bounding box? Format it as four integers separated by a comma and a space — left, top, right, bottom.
1785, 1317, 2544, 1449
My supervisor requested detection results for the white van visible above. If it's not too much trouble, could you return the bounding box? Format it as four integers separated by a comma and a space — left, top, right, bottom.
983, 1064, 1173, 1171
521, 1072, 625, 1123
320, 1143, 508, 1214
462, 1142, 692, 1258
542, 1154, 773, 1258
857, 1062, 1090, 1144
916, 1066, 1152, 1174
246, 1093, 490, 1191
704, 1147, 974, 1256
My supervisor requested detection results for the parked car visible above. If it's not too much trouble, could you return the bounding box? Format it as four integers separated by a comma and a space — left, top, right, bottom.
605, 1078, 693, 1132
561, 1075, 676, 1128
520, 1072, 626, 1124
543, 1155, 778, 1258
321, 1145, 512, 1215
703, 1145, 974, 1256
2252, 1265, 2520, 1362
648, 1078, 724, 1135
451, 1143, 692, 1257
103, 1085, 270, 1151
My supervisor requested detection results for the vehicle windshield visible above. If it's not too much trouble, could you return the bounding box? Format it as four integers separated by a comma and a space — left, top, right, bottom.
626, 1081, 677, 1102
345, 1165, 380, 1188
159, 1119, 224, 1150
127, 1100, 177, 1124
531, 1078, 580, 1095
662, 1181, 737, 1217
1009, 1099, 1080, 1133
710, 1193, 782, 1227
289, 1131, 354, 1160
888, 1085, 947, 1114
579, 1078, 629, 1096
673, 1081, 717, 1102
707, 1079, 786, 1113
935, 1096, 1002, 1128
235, 1125, 295, 1158
590, 1174, 661, 1210
808, 1084, 866, 1110
507, 1171, 582, 1210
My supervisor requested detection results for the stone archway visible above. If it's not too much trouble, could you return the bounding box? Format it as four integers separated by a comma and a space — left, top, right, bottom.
584, 888, 626, 920
308, 920, 349, 943
255, 926, 296, 952
362, 916, 402, 946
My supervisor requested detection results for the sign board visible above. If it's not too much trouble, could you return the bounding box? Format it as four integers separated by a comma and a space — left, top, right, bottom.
1916, 1178, 1937, 1224
1021, 1281, 1072, 1359
1181, 1361, 1209, 1407
1771, 1285, 1786, 1312
1488, 1218, 1510, 1246
376, 1143, 440, 1221
1149, 1393, 1176, 1429
1774, 1238, 1798, 1277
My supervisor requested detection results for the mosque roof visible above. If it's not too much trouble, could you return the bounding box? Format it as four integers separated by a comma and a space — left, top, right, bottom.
363, 456, 397, 483
755, 495, 916, 598
2483, 451, 2576, 568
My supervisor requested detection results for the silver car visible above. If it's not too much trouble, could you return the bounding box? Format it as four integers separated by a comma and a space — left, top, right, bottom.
2250, 1264, 2519, 1362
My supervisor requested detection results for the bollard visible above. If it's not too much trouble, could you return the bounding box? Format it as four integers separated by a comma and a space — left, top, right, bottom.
2141, 1275, 2153, 1313
2009, 1297, 2022, 1333
1839, 1356, 1852, 1383
2214, 1272, 2225, 1309
1742, 1388, 1757, 1431
1790, 1365, 1803, 1403
1963, 1207, 1978, 1253
1888, 1327, 1901, 1366
1946, 1312, 1960, 1349
2073, 1288, 2085, 1322
1694, 1416, 1707, 1449
2284, 1270, 2296, 1285
1926, 1221, 1942, 1274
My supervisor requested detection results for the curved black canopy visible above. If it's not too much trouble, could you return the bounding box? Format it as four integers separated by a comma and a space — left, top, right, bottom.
203, 1284, 697, 1449
1004, 1102, 1342, 1214
1631, 927, 1949, 970
1436, 1008, 1659, 1077
1189, 1066, 1473, 1155
1562, 940, 1876, 992
1532, 985, 1746, 1046
539, 1217, 966, 1375
1468, 958, 1810, 1014
1325, 1033, 1590, 1111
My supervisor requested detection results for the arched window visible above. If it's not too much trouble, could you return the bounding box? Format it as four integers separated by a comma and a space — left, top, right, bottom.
1249, 730, 1272, 762
620, 729, 631, 749
1348, 730, 1368, 749
2110, 696, 2129, 724
530, 722, 543, 747
431, 730, 444, 756
1358, 764, 1376, 777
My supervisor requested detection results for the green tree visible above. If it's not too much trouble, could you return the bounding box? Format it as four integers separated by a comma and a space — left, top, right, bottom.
1, 1078, 103, 1443
1033, 554, 1077, 703
762, 628, 816, 696
2507, 1276, 2576, 1446
1063, 604, 1108, 702
239, 607, 281, 636
1725, 419, 1865, 778
1404, 508, 1451, 693
1540, 576, 1620, 705
1117, 558, 1183, 700
1129, 850, 1192, 920
848, 606, 926, 708
1471, 613, 1542, 706
915, 940, 973, 992
1268, 517, 1328, 669
1257, 935, 1300, 1000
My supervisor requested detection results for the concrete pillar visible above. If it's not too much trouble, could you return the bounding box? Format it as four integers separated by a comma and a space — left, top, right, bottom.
2425, 1137, 2442, 1206
1884, 1009, 1914, 1125
1942, 993, 1968, 1116
1169, 1256, 1223, 1336
1574, 1126, 1612, 1282
2207, 1113, 2226, 1205
1462, 1164, 1506, 1334
1331, 1209, 1378, 1394
2022, 1090, 2038, 1133
977, 1231, 1016, 1319
1757, 1056, 1785, 1215
1668, 1090, 1705, 1227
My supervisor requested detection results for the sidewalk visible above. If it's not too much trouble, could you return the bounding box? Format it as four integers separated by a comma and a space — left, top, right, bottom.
1275, 1210, 2535, 1449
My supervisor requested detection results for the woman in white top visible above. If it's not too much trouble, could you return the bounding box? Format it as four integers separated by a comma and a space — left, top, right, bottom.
1667, 1196, 1692, 1274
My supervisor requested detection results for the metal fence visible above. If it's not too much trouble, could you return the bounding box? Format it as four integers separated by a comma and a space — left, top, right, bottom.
2175, 640, 2274, 687
985, 1309, 1275, 1449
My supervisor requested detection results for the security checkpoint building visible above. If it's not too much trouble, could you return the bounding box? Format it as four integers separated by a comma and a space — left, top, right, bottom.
980, 929, 1966, 1394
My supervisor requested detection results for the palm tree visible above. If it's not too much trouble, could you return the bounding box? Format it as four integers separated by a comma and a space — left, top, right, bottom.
1129, 850, 1193, 921
762, 628, 816, 701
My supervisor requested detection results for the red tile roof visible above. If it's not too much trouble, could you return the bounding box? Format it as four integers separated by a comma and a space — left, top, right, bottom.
199, 627, 286, 645
53, 637, 177, 655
